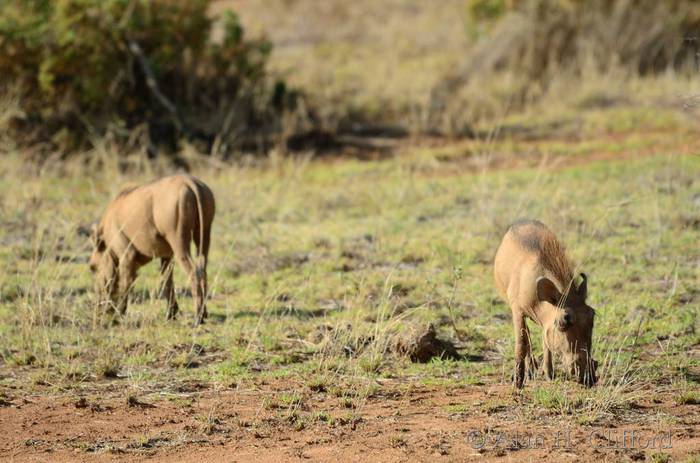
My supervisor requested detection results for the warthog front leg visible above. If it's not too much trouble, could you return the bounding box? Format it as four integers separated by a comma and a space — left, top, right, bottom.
116, 251, 138, 316
93, 250, 119, 315
159, 257, 179, 320
98, 269, 119, 315
542, 332, 554, 380
513, 314, 532, 388
525, 352, 539, 380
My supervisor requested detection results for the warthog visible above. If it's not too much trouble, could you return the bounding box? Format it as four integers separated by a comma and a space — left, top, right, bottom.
89, 175, 215, 325
494, 219, 597, 388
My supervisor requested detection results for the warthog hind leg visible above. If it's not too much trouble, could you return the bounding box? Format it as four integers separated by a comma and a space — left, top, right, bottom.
174, 251, 206, 326
159, 257, 179, 320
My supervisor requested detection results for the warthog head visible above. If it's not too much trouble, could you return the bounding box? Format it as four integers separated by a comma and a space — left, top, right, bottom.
89, 225, 117, 308
538, 272, 597, 386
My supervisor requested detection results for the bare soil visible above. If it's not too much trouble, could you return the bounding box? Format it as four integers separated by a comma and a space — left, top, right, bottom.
1, 375, 698, 462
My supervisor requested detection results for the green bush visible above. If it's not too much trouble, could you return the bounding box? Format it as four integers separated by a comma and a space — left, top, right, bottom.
0, 0, 289, 157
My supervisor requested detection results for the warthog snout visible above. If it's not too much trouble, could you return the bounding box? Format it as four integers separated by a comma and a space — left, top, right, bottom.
579, 356, 598, 387
568, 352, 597, 387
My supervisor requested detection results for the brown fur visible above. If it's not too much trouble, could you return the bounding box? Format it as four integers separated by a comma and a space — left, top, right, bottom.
89, 175, 215, 325
494, 220, 596, 388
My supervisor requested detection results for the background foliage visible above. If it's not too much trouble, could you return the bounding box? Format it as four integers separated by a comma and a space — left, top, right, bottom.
0, 0, 287, 158
1, 0, 700, 157
429, 0, 700, 132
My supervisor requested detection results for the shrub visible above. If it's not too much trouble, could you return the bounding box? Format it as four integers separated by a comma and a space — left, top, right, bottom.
0, 0, 292, 158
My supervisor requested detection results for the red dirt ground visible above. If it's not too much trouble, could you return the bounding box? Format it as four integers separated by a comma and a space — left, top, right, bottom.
1, 376, 698, 462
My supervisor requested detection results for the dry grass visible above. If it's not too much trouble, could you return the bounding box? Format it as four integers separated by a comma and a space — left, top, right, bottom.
216, 0, 700, 137
1, 120, 698, 404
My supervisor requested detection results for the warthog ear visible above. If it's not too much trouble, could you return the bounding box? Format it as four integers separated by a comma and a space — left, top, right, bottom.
536, 277, 562, 306
578, 272, 588, 299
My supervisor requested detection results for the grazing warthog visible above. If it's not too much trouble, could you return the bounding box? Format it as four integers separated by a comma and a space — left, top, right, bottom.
494, 219, 597, 388
89, 175, 215, 325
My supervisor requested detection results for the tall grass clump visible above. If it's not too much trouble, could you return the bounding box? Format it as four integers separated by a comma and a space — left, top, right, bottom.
430, 0, 700, 133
